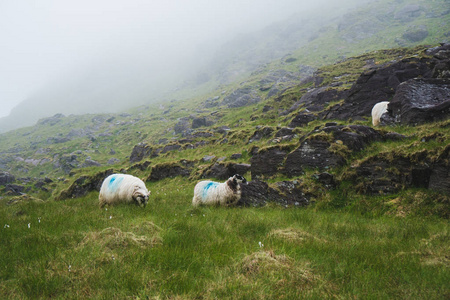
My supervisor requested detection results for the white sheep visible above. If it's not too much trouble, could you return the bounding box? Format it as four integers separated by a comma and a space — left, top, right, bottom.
99, 174, 150, 208
371, 101, 389, 126
192, 174, 247, 207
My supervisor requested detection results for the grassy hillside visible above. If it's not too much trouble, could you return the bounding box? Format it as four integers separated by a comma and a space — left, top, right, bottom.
1, 40, 449, 298
1, 183, 448, 299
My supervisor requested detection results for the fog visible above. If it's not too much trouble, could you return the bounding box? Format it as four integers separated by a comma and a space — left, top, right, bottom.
0, 0, 358, 127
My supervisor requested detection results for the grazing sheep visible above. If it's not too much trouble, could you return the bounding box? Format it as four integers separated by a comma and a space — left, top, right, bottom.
99, 174, 150, 208
192, 174, 247, 207
371, 101, 389, 126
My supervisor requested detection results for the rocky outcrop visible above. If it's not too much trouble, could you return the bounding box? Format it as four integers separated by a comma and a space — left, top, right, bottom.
37, 113, 65, 126
322, 125, 385, 151
57, 169, 114, 200
288, 112, 317, 128
3, 184, 26, 196
238, 180, 309, 207
322, 44, 450, 122
344, 145, 450, 195
250, 146, 290, 179
283, 138, 345, 177
54, 154, 80, 174
0, 172, 15, 186
221, 87, 261, 108
174, 117, 192, 135
147, 160, 195, 182
201, 162, 251, 180
287, 86, 349, 115
130, 143, 153, 163
312, 172, 337, 190
192, 117, 214, 129
248, 126, 274, 143
387, 78, 450, 125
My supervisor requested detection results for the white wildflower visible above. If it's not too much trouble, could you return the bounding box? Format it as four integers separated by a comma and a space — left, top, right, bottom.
28, 223, 31, 229
109, 215, 112, 219
4, 224, 9, 228
258, 241, 264, 248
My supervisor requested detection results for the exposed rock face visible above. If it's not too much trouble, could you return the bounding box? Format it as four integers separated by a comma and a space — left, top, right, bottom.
82, 159, 101, 168
222, 87, 261, 108
201, 162, 251, 180
284, 125, 387, 176
147, 160, 195, 181
238, 180, 308, 207
388, 78, 450, 125
312, 172, 337, 190
55, 154, 80, 174
288, 113, 317, 128
259, 70, 302, 98
326, 58, 431, 120
3, 184, 25, 196
57, 169, 114, 200
322, 44, 450, 122
322, 125, 385, 151
250, 146, 289, 179
37, 113, 65, 126
47, 137, 71, 144
174, 117, 191, 135
275, 127, 294, 137
0, 172, 15, 186
250, 125, 401, 179
248, 126, 274, 143
160, 144, 182, 154
129, 143, 153, 163
283, 139, 345, 176
345, 145, 450, 195
288, 86, 349, 114
192, 117, 214, 128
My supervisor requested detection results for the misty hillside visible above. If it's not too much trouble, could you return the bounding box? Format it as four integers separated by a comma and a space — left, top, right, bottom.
1, 40, 449, 211
0, 0, 448, 133
0, 37, 449, 299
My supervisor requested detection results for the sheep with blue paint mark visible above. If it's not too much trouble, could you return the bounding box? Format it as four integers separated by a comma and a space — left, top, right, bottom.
192, 174, 247, 207
371, 101, 389, 126
99, 174, 150, 208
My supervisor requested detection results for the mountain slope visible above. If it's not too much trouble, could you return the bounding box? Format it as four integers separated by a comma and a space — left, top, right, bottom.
0, 0, 448, 133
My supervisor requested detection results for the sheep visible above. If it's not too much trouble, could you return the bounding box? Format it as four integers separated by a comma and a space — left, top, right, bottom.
99, 174, 150, 208
371, 101, 389, 126
192, 174, 247, 207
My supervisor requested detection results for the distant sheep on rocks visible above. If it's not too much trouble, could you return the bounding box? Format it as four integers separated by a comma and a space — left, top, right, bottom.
371, 101, 389, 126
99, 174, 150, 208
192, 174, 247, 207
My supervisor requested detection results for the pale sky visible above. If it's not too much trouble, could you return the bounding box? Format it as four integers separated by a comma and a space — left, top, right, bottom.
0, 0, 344, 118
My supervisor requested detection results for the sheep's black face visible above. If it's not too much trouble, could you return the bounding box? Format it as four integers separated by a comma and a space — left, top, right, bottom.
135, 194, 149, 208
134, 194, 149, 208
233, 174, 247, 184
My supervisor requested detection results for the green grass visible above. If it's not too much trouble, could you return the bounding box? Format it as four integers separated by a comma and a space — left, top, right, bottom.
1, 179, 448, 299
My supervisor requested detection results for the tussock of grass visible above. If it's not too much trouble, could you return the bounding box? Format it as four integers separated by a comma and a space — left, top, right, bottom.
6, 195, 45, 206
79, 226, 162, 250
268, 227, 328, 243
204, 250, 328, 299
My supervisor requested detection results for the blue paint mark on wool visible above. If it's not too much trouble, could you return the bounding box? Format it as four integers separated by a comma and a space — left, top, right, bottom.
203, 182, 219, 200
108, 175, 124, 192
